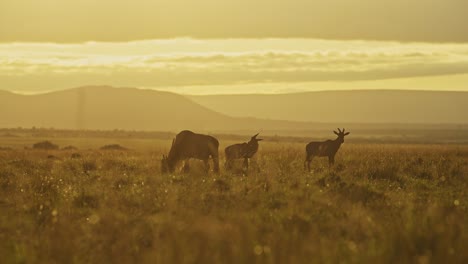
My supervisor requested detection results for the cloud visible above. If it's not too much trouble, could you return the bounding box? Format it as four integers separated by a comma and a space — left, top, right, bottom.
1, 38, 468, 91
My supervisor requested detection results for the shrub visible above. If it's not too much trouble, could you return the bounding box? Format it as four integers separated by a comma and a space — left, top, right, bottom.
100, 144, 128, 151
33, 141, 59, 150
62, 145, 78, 150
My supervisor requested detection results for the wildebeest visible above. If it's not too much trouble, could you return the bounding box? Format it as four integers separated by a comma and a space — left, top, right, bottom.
161, 130, 220, 174
304, 128, 350, 172
225, 133, 263, 171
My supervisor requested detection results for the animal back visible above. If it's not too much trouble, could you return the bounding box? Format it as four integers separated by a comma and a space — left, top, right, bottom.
225, 143, 248, 159
170, 130, 218, 160
307, 141, 335, 156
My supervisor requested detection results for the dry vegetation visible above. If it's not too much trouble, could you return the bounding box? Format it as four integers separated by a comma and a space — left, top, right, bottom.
0, 134, 467, 263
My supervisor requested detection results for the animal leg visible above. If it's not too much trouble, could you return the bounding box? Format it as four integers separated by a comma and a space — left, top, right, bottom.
243, 158, 249, 170
183, 160, 190, 173
304, 154, 313, 172
225, 159, 232, 170
308, 157, 314, 173
328, 156, 335, 167
204, 159, 210, 173
212, 156, 220, 174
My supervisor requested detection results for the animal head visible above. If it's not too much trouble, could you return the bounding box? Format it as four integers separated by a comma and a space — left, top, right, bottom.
161, 154, 176, 173
161, 138, 178, 174
333, 128, 350, 143
161, 155, 170, 173
242, 133, 263, 157
250, 133, 263, 143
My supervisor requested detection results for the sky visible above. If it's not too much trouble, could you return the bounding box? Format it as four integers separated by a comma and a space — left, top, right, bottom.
1, 0, 468, 94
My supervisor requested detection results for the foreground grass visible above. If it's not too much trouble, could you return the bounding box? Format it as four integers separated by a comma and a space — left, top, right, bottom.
0, 141, 467, 263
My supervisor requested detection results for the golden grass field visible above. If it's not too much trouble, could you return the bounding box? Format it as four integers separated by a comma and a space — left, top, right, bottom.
0, 131, 467, 263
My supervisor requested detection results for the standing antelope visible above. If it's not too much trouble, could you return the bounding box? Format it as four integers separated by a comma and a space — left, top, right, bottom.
225, 133, 263, 171
161, 130, 220, 174
304, 128, 350, 172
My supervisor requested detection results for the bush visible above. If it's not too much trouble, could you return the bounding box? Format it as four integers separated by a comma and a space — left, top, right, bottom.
100, 144, 128, 151
33, 141, 59, 150
62, 145, 78, 150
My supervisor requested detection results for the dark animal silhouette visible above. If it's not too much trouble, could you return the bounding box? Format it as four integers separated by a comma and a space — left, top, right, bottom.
225, 133, 263, 170
161, 130, 219, 174
304, 128, 350, 172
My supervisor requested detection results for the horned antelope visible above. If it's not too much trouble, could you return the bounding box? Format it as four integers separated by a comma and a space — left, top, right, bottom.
225, 133, 263, 171
161, 130, 220, 174
304, 128, 350, 172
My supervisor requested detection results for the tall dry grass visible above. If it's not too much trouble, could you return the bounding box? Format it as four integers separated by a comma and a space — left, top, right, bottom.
0, 140, 467, 263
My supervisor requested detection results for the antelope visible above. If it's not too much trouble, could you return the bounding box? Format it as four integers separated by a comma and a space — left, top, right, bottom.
225, 133, 263, 171
161, 130, 220, 174
304, 128, 350, 172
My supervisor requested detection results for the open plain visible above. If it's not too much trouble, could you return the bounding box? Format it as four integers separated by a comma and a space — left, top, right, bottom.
0, 129, 467, 263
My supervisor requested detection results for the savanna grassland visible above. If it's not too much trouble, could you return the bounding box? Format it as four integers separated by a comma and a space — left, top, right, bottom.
0, 131, 467, 264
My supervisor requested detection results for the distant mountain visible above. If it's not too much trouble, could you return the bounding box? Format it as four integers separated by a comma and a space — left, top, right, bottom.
2, 86, 466, 137
189, 90, 468, 124
0, 86, 320, 132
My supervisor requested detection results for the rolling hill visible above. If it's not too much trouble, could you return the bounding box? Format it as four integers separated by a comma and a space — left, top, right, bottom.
0, 86, 321, 132
1, 86, 467, 140
189, 90, 468, 124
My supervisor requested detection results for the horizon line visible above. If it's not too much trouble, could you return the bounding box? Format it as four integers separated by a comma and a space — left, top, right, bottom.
3, 37, 468, 46
2, 85, 468, 96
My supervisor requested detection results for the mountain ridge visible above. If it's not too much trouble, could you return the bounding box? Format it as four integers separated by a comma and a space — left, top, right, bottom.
1, 86, 467, 135
0, 86, 324, 132
189, 89, 468, 124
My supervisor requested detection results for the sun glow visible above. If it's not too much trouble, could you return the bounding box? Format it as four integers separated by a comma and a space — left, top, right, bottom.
2, 38, 468, 94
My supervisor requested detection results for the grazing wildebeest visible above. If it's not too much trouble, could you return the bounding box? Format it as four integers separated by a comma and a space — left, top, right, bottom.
304, 128, 350, 172
225, 133, 263, 171
161, 130, 220, 174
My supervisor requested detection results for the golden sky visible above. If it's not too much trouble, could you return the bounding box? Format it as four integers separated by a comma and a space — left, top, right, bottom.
1, 0, 468, 94
2, 0, 468, 42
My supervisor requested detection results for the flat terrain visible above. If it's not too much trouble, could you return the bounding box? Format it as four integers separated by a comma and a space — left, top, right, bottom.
0, 132, 467, 263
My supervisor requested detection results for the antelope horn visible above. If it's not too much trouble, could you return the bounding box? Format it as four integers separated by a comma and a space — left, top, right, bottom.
337, 128, 341, 133
342, 128, 345, 133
